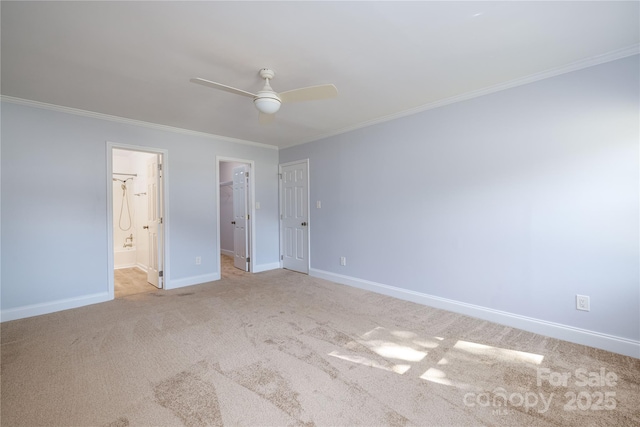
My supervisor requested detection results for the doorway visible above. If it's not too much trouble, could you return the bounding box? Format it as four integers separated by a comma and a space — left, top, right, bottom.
108, 145, 166, 298
218, 157, 254, 277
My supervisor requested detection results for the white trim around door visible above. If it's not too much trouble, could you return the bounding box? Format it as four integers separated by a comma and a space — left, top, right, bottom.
106, 141, 170, 297
216, 156, 256, 275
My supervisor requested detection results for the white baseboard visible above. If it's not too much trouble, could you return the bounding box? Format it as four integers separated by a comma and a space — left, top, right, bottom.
220, 249, 234, 257
253, 262, 281, 273
1, 292, 112, 323
310, 268, 640, 359
166, 273, 220, 290
114, 263, 137, 270
135, 263, 148, 272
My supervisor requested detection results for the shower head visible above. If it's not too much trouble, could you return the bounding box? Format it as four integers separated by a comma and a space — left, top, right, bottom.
113, 177, 133, 184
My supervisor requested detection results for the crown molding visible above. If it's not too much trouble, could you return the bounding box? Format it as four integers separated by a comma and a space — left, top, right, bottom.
288, 45, 640, 148
4, 45, 638, 151
0, 95, 278, 151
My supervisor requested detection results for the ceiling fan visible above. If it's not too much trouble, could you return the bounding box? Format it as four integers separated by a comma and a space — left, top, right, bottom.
190, 68, 338, 123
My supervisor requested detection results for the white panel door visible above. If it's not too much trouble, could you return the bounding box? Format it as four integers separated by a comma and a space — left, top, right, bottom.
146, 154, 163, 288
281, 161, 309, 274
233, 165, 249, 271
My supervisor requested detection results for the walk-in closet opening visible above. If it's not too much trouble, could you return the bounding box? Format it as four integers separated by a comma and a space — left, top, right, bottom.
218, 158, 254, 277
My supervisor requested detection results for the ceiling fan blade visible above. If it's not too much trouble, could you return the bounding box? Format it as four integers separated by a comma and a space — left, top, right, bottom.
190, 78, 256, 98
279, 84, 338, 103
259, 112, 275, 125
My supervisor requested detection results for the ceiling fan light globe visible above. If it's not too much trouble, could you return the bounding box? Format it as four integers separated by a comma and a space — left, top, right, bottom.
254, 97, 281, 114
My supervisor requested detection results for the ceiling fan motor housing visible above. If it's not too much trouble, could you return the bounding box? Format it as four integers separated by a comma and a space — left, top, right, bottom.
259, 68, 276, 80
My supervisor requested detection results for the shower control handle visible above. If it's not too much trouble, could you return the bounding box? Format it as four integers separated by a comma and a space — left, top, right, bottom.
143, 225, 149, 229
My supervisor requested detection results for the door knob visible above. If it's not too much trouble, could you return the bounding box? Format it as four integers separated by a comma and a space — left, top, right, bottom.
231, 221, 236, 225
301, 222, 307, 226
143, 225, 149, 229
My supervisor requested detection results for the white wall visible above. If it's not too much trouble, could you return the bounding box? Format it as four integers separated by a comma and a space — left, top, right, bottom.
1, 101, 280, 319
280, 55, 640, 357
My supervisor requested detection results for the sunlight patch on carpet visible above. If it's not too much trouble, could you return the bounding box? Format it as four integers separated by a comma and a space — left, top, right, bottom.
358, 327, 437, 362
327, 327, 439, 375
452, 340, 544, 365
420, 340, 544, 391
328, 350, 411, 374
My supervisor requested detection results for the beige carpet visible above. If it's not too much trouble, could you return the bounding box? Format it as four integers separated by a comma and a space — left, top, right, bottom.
1, 256, 639, 426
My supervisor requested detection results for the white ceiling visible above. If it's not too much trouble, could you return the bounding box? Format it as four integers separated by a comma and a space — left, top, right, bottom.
2, 1, 638, 149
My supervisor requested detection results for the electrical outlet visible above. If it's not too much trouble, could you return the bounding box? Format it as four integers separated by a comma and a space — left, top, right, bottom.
340, 257, 346, 266
576, 295, 590, 311
195, 256, 201, 265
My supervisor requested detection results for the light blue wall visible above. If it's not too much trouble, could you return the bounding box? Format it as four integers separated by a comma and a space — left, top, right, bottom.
1, 102, 280, 315
280, 56, 640, 351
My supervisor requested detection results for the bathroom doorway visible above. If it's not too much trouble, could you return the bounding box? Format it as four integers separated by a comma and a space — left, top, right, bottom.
110, 146, 166, 298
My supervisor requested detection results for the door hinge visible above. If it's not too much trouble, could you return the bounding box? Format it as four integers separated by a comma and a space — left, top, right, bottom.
158, 164, 163, 171
279, 173, 282, 179
245, 172, 249, 177
247, 257, 250, 263
247, 214, 250, 220
281, 255, 283, 261
159, 270, 163, 277
160, 217, 163, 224
280, 214, 283, 220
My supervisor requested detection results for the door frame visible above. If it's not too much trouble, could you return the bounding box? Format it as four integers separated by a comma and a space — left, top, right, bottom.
106, 142, 169, 298
279, 159, 310, 273
216, 156, 255, 274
